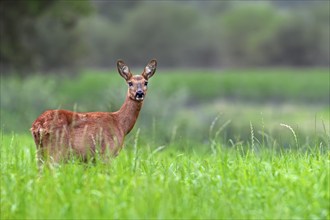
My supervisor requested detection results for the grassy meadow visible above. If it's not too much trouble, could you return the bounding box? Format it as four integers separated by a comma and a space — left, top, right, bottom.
1, 68, 329, 219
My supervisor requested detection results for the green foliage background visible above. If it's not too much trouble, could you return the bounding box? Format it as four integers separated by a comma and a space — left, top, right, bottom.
1, 69, 329, 148
1, 1, 329, 74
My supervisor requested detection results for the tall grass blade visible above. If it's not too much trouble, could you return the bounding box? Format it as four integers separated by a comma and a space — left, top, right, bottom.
250, 121, 255, 152
132, 128, 140, 172
280, 123, 298, 149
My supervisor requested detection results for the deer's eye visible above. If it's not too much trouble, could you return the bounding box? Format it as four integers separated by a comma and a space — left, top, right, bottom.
128, 82, 133, 87
144, 81, 148, 86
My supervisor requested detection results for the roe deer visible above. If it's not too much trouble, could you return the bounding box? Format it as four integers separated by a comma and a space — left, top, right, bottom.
30, 59, 157, 163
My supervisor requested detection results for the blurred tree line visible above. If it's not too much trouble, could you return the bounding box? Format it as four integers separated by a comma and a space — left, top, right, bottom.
0, 0, 329, 75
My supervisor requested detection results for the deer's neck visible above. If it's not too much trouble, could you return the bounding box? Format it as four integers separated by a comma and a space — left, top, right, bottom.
116, 95, 143, 135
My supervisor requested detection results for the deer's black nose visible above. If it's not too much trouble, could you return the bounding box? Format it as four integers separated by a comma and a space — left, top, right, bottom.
135, 90, 144, 99
136, 90, 144, 96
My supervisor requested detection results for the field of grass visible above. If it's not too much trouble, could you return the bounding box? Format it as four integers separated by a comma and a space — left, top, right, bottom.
1, 68, 329, 219
1, 132, 329, 219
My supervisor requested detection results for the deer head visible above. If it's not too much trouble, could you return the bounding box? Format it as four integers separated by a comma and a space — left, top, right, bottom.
117, 59, 157, 101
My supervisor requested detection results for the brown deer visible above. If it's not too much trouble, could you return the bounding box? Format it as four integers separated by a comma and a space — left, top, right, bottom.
30, 59, 157, 163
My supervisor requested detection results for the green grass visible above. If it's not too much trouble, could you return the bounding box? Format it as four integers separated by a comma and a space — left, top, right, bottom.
1, 133, 329, 219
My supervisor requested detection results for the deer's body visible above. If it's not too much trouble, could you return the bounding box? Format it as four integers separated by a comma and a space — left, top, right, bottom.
31, 60, 157, 163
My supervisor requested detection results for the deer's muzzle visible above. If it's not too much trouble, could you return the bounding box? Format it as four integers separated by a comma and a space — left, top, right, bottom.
135, 90, 144, 101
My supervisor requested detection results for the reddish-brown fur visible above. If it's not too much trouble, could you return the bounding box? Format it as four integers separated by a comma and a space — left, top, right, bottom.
31, 59, 157, 163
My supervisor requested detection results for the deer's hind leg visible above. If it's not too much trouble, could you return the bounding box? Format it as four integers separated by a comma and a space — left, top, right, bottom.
32, 127, 71, 166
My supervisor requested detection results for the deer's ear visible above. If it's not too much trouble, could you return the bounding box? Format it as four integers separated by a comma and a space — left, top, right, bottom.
142, 59, 157, 80
117, 60, 132, 80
